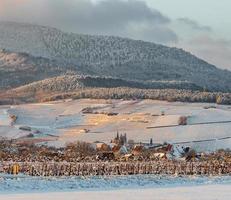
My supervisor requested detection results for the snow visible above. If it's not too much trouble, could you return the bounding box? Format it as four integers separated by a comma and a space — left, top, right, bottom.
7, 103, 83, 136
0, 175, 230, 199
0, 108, 11, 126
1, 185, 230, 200
1, 99, 231, 151
0, 174, 230, 194
151, 115, 180, 127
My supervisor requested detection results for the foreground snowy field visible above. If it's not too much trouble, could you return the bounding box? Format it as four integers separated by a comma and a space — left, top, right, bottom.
1, 185, 230, 200
0, 99, 231, 151
0, 174, 230, 193
0, 175, 230, 200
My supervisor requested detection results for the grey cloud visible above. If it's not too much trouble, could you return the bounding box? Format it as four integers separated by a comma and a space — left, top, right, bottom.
125, 24, 178, 43
177, 18, 212, 32
181, 36, 231, 70
0, 0, 178, 43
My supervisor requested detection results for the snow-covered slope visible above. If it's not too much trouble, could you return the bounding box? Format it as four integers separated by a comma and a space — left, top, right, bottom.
0, 21, 231, 92
2, 99, 230, 152
0, 49, 72, 89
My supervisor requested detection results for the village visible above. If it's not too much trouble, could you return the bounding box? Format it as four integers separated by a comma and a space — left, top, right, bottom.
0, 132, 231, 177
0, 99, 231, 177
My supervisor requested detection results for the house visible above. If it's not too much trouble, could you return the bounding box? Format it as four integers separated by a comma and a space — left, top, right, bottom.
132, 145, 144, 155
93, 142, 111, 151
96, 151, 115, 161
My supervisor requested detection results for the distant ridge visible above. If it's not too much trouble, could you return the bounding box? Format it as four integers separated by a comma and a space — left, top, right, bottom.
10, 75, 203, 94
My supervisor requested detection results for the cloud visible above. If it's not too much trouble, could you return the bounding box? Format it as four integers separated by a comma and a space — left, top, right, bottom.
0, 0, 178, 43
125, 23, 178, 43
180, 36, 231, 70
170, 18, 231, 70
0, 0, 26, 12
177, 18, 212, 32
1, 0, 229, 70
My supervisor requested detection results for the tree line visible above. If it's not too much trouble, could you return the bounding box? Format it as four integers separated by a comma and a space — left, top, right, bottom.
43, 87, 231, 105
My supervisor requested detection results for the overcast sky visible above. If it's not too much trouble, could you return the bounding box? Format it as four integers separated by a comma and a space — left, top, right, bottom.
0, 0, 230, 70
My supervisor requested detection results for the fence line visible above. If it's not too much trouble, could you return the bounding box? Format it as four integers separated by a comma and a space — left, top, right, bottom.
147, 120, 231, 129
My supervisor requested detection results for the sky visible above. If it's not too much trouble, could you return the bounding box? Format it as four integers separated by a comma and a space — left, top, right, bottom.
0, 0, 230, 70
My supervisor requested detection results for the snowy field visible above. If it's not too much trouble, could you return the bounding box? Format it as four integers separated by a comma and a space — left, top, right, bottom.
0, 99, 231, 199
0, 174, 230, 193
0, 99, 231, 151
1, 185, 230, 200
0, 175, 230, 200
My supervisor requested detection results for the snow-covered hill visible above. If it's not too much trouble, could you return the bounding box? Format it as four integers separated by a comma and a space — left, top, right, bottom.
0, 49, 201, 91
10, 75, 202, 94
0, 49, 72, 89
0, 21, 231, 92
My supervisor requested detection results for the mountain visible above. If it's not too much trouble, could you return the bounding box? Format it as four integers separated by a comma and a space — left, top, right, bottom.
0, 49, 200, 91
0, 49, 74, 89
0, 21, 231, 92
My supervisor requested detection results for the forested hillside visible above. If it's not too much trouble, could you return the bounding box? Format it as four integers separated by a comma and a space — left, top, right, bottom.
0, 22, 231, 92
